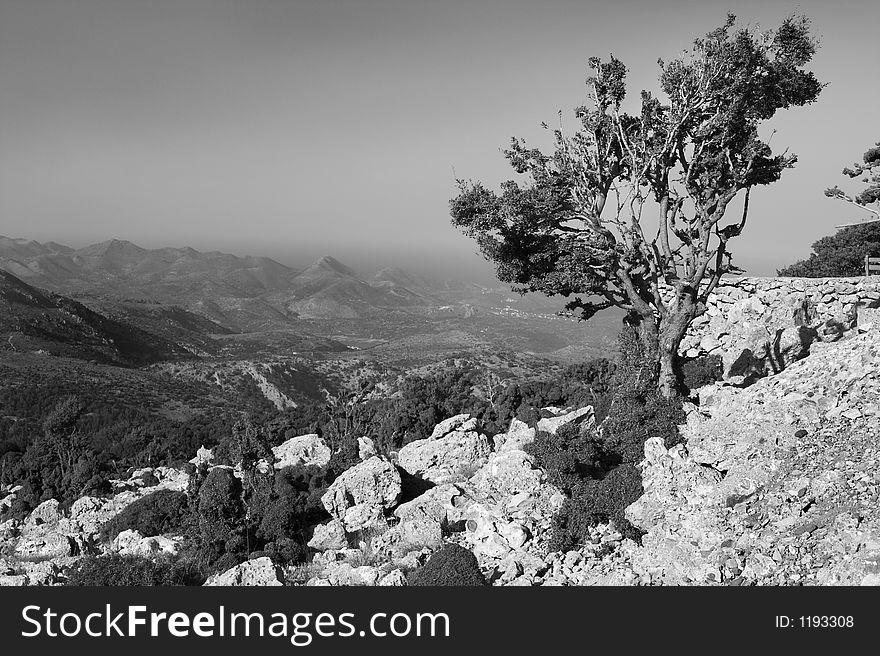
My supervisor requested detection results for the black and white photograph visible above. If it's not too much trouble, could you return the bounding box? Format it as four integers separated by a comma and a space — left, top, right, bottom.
0, 0, 878, 647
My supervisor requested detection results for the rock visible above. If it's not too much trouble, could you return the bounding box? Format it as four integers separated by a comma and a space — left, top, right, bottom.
272, 434, 331, 469
398, 429, 490, 484
0, 574, 28, 586
393, 484, 463, 524
308, 520, 348, 552
321, 457, 402, 532
536, 406, 594, 435
371, 515, 444, 560
113, 529, 179, 557
189, 446, 214, 467
469, 450, 546, 498
204, 557, 283, 586
15, 533, 78, 560
493, 418, 537, 452
131, 469, 160, 487
25, 499, 61, 528
357, 436, 377, 460
378, 569, 407, 586
430, 414, 477, 438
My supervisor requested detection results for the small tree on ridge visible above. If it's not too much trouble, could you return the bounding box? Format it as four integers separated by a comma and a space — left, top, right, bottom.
450, 14, 823, 396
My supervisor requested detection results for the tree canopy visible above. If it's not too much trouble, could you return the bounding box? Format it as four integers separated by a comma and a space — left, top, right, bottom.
778, 222, 880, 277
450, 14, 822, 396
779, 140, 880, 277
825, 141, 880, 220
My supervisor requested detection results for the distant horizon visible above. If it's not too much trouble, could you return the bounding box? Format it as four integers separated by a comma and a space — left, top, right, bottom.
0, 230, 815, 283
0, 232, 502, 284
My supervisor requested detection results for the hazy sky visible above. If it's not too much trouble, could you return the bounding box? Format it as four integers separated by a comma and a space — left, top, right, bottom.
0, 0, 878, 280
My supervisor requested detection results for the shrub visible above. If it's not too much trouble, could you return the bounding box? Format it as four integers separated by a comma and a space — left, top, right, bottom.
195, 467, 245, 563
65, 554, 204, 586
524, 423, 608, 495
549, 464, 645, 551
680, 354, 723, 392
101, 489, 189, 540
406, 544, 488, 586
248, 465, 331, 564
600, 391, 685, 466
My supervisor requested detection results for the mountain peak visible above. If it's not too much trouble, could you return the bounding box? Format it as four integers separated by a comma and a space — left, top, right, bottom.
301, 255, 358, 278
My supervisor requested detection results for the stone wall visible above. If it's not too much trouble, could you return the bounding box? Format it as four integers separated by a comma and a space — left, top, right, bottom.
675, 276, 880, 382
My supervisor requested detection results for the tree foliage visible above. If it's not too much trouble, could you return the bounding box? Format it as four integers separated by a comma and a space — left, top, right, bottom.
778, 222, 880, 277
824, 140, 880, 220
450, 14, 822, 396
780, 141, 880, 277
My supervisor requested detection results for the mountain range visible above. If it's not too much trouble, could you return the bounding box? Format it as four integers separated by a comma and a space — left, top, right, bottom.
0, 236, 485, 328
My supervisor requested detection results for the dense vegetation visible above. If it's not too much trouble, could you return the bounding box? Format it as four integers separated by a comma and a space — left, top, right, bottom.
777, 222, 880, 277
527, 326, 688, 549
407, 544, 488, 586
1, 319, 729, 583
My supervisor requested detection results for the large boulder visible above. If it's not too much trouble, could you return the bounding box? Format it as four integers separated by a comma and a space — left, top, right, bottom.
430, 414, 477, 438
308, 520, 348, 552
272, 434, 331, 469
398, 417, 490, 484
493, 418, 537, 452
204, 557, 283, 586
112, 529, 180, 558
536, 407, 594, 435
25, 499, 61, 528
321, 457, 402, 532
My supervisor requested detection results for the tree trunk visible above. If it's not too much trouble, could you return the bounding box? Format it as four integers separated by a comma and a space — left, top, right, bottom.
657, 306, 693, 399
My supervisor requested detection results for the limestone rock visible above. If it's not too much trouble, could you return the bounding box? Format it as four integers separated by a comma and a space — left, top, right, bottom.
25, 499, 61, 528
493, 418, 537, 452
397, 429, 490, 484
112, 529, 179, 557
430, 414, 477, 438
205, 557, 283, 586
536, 407, 594, 435
272, 434, 331, 469
189, 446, 214, 467
321, 457, 401, 531
357, 436, 377, 460
308, 520, 348, 552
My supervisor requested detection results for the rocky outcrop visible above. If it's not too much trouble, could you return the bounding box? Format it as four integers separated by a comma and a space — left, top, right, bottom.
320, 456, 402, 532
307, 520, 348, 552
271, 434, 331, 469
678, 276, 880, 382
536, 406, 595, 435
205, 556, 283, 586
625, 330, 880, 585
397, 414, 491, 483
112, 530, 180, 558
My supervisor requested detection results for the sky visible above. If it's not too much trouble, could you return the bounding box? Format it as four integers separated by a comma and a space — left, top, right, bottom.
0, 0, 878, 281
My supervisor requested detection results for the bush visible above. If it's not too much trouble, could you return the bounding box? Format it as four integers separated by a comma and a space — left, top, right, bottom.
248, 465, 331, 564
406, 544, 488, 586
101, 489, 189, 540
195, 467, 245, 563
65, 554, 204, 586
680, 354, 723, 392
524, 423, 608, 495
600, 391, 685, 466
530, 324, 686, 550
550, 464, 645, 551
778, 222, 880, 277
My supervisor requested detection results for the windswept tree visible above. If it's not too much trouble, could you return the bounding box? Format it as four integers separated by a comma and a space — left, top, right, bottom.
450, 15, 822, 397
779, 141, 880, 277
825, 140, 880, 221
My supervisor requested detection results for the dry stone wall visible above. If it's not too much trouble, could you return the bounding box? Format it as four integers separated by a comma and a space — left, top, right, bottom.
674, 276, 880, 381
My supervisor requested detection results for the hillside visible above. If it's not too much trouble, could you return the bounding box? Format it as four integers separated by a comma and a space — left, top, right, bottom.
0, 270, 195, 366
